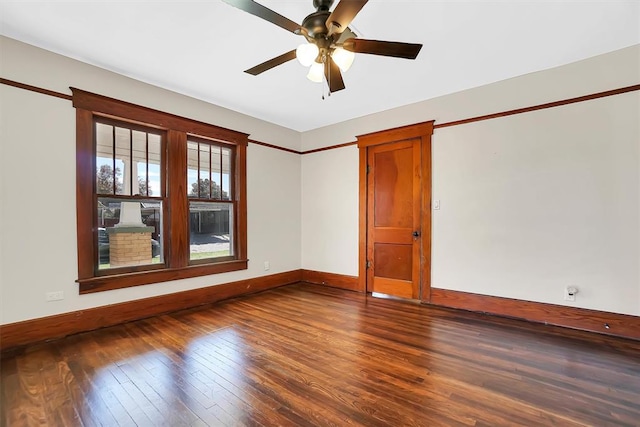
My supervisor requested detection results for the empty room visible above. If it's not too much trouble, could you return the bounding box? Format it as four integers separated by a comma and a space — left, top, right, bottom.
1, 0, 639, 425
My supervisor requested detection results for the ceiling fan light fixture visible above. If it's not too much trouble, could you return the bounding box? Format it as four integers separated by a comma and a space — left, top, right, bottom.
225, 0, 424, 93
296, 43, 320, 67
307, 61, 324, 82
332, 47, 355, 72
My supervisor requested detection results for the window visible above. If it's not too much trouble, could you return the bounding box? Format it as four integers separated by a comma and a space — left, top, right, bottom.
95, 119, 165, 271
73, 88, 248, 293
187, 138, 235, 262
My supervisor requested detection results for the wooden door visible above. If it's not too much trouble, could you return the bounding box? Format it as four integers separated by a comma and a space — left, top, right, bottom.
358, 121, 433, 301
366, 138, 422, 299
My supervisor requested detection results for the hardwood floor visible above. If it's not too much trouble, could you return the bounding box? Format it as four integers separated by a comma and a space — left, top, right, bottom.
2, 283, 639, 427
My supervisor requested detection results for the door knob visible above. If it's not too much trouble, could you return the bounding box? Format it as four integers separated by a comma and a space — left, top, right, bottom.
412, 231, 420, 238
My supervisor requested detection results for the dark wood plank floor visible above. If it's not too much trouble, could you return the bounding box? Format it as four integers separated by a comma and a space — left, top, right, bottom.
2, 283, 640, 426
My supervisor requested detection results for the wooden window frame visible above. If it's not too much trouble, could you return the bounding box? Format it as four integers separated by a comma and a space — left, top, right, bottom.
93, 117, 168, 276
73, 88, 249, 294
186, 135, 237, 265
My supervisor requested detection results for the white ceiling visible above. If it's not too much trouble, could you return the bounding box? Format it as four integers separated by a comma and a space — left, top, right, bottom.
1, 1, 639, 132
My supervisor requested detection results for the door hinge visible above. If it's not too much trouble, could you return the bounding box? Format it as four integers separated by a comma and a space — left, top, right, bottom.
366, 260, 371, 269
366, 165, 371, 174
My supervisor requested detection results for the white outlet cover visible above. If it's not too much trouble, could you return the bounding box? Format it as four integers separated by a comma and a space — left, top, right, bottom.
564, 288, 576, 302
46, 291, 64, 301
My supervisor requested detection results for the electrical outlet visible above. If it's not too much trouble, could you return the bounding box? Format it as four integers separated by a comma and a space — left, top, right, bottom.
263, 261, 270, 271
46, 291, 64, 302
564, 286, 578, 302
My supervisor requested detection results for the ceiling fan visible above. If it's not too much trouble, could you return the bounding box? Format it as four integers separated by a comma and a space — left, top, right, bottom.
221, 0, 423, 93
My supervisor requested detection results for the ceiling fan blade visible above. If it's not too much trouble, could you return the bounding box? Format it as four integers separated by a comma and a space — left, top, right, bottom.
221, 0, 301, 34
244, 50, 297, 75
324, 57, 346, 93
343, 38, 423, 59
326, 0, 368, 36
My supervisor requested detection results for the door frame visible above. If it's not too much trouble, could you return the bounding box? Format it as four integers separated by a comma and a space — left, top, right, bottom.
357, 121, 434, 302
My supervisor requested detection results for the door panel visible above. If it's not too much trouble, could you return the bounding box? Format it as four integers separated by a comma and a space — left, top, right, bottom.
373, 228, 413, 244
374, 148, 413, 228
374, 243, 412, 281
367, 139, 421, 299
371, 277, 414, 299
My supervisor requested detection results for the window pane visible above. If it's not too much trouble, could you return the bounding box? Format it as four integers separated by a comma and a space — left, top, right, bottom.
189, 202, 233, 261
148, 134, 162, 197
187, 139, 231, 200
132, 130, 148, 196
97, 123, 162, 198
210, 145, 222, 199
114, 127, 130, 195
187, 141, 199, 198
96, 123, 115, 195
97, 197, 164, 270
199, 143, 212, 198
221, 147, 231, 201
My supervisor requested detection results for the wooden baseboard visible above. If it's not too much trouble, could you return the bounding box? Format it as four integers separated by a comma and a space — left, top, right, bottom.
301, 269, 362, 292
5, 272, 636, 351
0, 270, 303, 352
430, 288, 640, 340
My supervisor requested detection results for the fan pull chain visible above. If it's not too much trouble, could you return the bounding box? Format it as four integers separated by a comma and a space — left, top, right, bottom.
327, 57, 331, 97
321, 56, 327, 100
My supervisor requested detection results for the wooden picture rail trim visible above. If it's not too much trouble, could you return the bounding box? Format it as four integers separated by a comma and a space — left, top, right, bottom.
301, 269, 362, 292
0, 77, 72, 101
0, 270, 303, 353
430, 288, 640, 341
302, 141, 357, 155
433, 84, 640, 129
249, 140, 358, 155
4, 77, 637, 155
249, 139, 301, 155
0, 77, 355, 155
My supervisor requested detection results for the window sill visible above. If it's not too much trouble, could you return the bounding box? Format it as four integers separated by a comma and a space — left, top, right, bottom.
78, 259, 249, 294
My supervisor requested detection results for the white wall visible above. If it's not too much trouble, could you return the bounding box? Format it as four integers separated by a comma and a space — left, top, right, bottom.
1, 36, 639, 324
301, 46, 640, 151
301, 147, 359, 275
301, 45, 640, 315
432, 93, 639, 314
0, 37, 302, 324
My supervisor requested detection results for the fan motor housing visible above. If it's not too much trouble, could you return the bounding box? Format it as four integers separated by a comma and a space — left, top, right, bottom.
313, 0, 334, 11
302, 10, 331, 38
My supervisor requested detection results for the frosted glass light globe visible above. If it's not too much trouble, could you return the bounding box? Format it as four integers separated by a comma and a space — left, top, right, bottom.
332, 47, 355, 72
296, 43, 319, 67
306, 61, 324, 82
